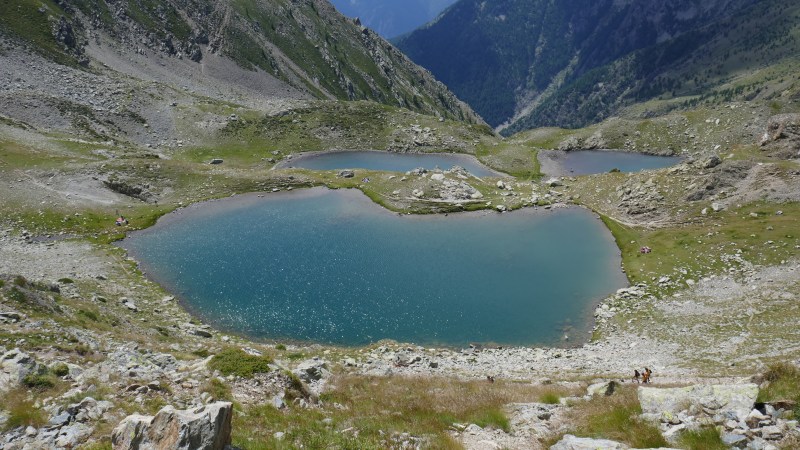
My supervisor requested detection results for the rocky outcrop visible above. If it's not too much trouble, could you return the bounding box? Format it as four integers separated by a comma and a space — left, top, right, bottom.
557, 133, 607, 152
616, 178, 664, 216
638, 383, 800, 448
293, 358, 331, 383
2, 396, 113, 449
0, 348, 45, 392
639, 384, 758, 420
111, 402, 232, 450
103, 177, 155, 203
760, 114, 800, 159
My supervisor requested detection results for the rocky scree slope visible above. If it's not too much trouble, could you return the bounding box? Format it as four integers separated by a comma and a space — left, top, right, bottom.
0, 0, 481, 126
397, 0, 800, 132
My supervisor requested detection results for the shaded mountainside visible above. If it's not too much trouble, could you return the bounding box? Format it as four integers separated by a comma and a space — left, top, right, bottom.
328, 0, 458, 39
397, 0, 800, 133
0, 0, 481, 124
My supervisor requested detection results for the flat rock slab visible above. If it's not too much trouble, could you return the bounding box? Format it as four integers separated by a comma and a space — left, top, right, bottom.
638, 384, 758, 420
549, 434, 680, 450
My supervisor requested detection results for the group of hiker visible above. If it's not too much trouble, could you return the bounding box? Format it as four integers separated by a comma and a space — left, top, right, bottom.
633, 367, 653, 383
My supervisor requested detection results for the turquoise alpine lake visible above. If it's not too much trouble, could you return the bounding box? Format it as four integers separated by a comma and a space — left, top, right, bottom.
277, 150, 497, 177
540, 150, 682, 175
121, 188, 627, 347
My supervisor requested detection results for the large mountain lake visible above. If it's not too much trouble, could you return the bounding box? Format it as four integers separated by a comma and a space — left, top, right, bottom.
121, 188, 627, 347
539, 150, 682, 176
276, 150, 497, 177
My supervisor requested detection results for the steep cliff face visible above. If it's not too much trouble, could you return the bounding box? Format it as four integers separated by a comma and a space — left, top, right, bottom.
0, 0, 481, 124
397, 0, 799, 132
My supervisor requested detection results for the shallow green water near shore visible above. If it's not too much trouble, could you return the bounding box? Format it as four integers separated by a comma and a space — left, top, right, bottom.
122, 188, 626, 347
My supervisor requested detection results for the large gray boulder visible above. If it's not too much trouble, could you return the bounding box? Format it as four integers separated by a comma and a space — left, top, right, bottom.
111, 402, 232, 450
638, 384, 758, 421
293, 358, 331, 383
0, 348, 45, 392
549, 434, 680, 450
550, 435, 629, 449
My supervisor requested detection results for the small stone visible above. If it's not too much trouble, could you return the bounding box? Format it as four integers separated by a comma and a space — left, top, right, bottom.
721, 433, 747, 446
49, 411, 72, 427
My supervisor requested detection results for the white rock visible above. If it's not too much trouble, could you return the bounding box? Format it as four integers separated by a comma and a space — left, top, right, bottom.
639, 384, 758, 421
549, 434, 629, 449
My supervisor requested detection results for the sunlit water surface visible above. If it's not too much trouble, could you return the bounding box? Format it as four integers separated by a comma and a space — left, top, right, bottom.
121, 188, 627, 347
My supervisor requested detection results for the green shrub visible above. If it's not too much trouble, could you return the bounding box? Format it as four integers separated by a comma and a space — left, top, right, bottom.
52, 363, 70, 377
22, 372, 55, 390
0, 279, 5, 288
8, 287, 27, 303
57, 278, 74, 284
13, 275, 27, 287
678, 427, 727, 450
208, 348, 273, 378
77, 309, 99, 322
275, 344, 286, 351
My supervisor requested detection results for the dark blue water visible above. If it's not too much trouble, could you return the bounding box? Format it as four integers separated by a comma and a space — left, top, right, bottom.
278, 150, 496, 177
121, 188, 626, 347
546, 150, 682, 175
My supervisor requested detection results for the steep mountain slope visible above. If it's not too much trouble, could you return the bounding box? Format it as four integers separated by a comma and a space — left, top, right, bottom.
328, 0, 458, 39
397, 0, 800, 132
0, 0, 481, 126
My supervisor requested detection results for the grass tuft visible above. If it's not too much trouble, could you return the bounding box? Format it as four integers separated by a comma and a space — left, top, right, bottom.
539, 390, 562, 404
2, 390, 47, 431
678, 426, 727, 450
757, 363, 800, 417
201, 378, 233, 402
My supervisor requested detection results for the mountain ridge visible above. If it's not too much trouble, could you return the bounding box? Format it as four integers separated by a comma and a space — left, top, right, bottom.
397, 0, 800, 133
0, 0, 482, 126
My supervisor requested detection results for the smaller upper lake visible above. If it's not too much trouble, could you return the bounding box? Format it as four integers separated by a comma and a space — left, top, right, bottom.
539, 150, 682, 176
276, 150, 497, 177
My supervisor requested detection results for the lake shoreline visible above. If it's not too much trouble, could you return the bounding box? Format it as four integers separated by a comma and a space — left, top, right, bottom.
273, 148, 508, 177
119, 186, 628, 349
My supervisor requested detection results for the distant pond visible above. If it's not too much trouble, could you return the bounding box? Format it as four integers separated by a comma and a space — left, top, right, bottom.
539, 150, 682, 176
275, 150, 498, 177
121, 188, 627, 347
